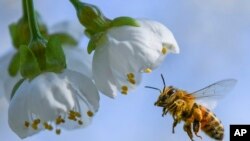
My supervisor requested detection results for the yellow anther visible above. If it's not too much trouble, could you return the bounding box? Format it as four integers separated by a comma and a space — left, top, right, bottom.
161, 47, 168, 55
127, 73, 135, 79
68, 115, 77, 121
43, 123, 53, 131
87, 111, 94, 117
34, 119, 41, 124
31, 119, 40, 130
78, 120, 83, 125
56, 116, 65, 125
144, 68, 152, 73
128, 78, 136, 85
56, 129, 61, 135
24, 121, 30, 128
121, 86, 128, 95
31, 123, 38, 130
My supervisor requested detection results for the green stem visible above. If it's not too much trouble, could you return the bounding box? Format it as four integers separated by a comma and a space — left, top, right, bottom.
22, 0, 28, 20
25, 0, 42, 40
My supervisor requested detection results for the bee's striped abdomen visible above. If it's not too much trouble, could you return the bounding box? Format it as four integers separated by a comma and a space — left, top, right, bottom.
200, 106, 224, 140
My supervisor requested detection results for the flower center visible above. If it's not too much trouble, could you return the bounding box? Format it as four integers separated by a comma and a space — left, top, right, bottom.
23, 110, 94, 135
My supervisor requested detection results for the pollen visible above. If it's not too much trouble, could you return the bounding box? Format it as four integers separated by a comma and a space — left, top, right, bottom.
31, 123, 38, 130
24, 121, 30, 128
31, 119, 41, 130
161, 47, 168, 55
87, 111, 94, 117
121, 85, 128, 94
144, 68, 152, 73
56, 116, 65, 125
78, 120, 83, 125
43, 122, 53, 131
127, 73, 136, 84
56, 129, 61, 135
127, 73, 135, 79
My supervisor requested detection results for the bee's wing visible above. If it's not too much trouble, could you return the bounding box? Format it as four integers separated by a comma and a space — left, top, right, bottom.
191, 79, 237, 110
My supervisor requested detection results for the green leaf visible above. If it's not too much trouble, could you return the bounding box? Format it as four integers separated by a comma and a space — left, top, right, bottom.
10, 78, 25, 100
110, 17, 140, 28
49, 33, 77, 46
8, 52, 20, 76
45, 37, 66, 72
20, 45, 41, 79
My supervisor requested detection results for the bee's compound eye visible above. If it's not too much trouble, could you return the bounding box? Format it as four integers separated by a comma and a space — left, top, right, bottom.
168, 88, 176, 96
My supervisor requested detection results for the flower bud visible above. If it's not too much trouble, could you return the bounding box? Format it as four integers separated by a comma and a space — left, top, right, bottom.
70, 0, 111, 35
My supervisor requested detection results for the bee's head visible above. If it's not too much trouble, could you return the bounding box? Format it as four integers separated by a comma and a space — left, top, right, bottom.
145, 74, 177, 107
154, 86, 177, 107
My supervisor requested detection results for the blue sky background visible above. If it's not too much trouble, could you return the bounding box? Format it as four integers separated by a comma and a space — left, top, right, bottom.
1, 0, 250, 141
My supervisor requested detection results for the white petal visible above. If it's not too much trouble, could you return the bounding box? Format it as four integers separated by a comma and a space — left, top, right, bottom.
64, 47, 92, 78
107, 25, 163, 71
93, 44, 118, 98
60, 70, 99, 112
137, 19, 180, 54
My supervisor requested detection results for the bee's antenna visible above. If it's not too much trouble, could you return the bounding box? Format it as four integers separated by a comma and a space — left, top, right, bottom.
161, 74, 166, 88
145, 86, 161, 93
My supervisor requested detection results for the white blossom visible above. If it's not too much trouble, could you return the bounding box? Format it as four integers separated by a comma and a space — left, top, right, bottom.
8, 70, 99, 138
93, 19, 179, 98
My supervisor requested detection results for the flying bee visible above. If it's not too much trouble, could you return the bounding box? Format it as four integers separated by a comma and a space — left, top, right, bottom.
145, 75, 237, 141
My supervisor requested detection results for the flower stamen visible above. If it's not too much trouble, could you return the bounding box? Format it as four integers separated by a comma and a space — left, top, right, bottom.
56, 129, 61, 135
24, 121, 30, 128
127, 73, 136, 84
161, 46, 168, 55
144, 68, 152, 73
31, 119, 41, 130
43, 122, 53, 131
121, 85, 128, 94
78, 120, 83, 125
56, 116, 65, 125
87, 111, 94, 117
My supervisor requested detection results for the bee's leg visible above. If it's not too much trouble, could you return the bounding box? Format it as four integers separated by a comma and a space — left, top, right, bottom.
172, 119, 179, 134
193, 120, 202, 139
162, 107, 168, 117
192, 103, 203, 139
171, 100, 186, 133
183, 123, 194, 141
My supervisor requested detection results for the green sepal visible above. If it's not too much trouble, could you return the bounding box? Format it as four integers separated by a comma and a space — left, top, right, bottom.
8, 14, 48, 49
10, 78, 25, 100
8, 52, 20, 76
110, 17, 140, 28
8, 19, 30, 49
20, 45, 41, 79
49, 33, 77, 46
45, 37, 66, 72
87, 32, 105, 54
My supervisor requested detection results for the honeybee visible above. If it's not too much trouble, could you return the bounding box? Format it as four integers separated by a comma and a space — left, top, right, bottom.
146, 75, 237, 141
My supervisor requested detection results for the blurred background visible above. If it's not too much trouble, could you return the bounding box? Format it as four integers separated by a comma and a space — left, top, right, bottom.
1, 0, 250, 141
